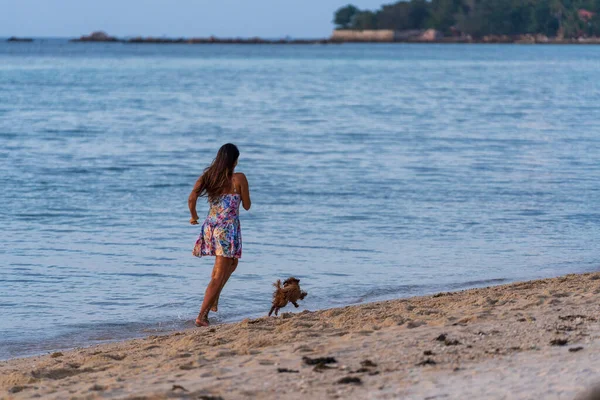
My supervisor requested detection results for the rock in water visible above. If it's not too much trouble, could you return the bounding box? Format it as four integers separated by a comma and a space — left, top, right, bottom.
72, 31, 119, 42
7, 37, 33, 42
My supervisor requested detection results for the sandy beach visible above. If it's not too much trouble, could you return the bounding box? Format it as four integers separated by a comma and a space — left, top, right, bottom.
1, 272, 599, 399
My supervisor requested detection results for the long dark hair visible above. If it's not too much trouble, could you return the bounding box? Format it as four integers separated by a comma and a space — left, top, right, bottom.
194, 143, 240, 202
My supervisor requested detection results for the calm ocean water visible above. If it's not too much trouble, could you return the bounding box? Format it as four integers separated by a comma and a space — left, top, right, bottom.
1, 40, 599, 360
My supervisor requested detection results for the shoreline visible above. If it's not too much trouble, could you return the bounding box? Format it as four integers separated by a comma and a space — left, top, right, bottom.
66, 38, 600, 45
1, 272, 599, 399
51, 31, 600, 45
0, 275, 551, 362
9, 35, 600, 45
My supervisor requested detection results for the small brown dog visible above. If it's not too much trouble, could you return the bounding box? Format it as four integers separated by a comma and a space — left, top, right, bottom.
268, 277, 307, 317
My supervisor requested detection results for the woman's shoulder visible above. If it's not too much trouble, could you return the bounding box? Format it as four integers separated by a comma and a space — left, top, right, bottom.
233, 172, 248, 182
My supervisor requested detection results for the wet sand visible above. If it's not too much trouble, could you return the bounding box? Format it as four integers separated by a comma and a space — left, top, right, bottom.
1, 272, 599, 399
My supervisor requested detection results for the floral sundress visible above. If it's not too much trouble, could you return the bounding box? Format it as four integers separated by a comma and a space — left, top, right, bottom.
193, 193, 242, 259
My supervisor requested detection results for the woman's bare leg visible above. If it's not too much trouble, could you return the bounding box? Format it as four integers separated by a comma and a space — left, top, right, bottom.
196, 257, 235, 326
211, 258, 238, 312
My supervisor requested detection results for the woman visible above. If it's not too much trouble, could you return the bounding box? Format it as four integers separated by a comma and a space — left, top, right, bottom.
188, 143, 251, 327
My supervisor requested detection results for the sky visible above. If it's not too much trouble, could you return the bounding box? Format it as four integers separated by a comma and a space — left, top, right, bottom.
0, 0, 386, 38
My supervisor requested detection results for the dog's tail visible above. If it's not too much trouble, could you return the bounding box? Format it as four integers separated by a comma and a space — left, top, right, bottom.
272, 280, 282, 300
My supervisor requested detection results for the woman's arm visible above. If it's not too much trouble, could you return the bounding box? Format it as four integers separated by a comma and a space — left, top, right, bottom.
188, 177, 202, 224
235, 173, 251, 211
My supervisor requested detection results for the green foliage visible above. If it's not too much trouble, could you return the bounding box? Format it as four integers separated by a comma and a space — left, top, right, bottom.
333, 0, 600, 37
377, 2, 413, 29
429, 0, 464, 33
334, 4, 360, 29
353, 11, 378, 29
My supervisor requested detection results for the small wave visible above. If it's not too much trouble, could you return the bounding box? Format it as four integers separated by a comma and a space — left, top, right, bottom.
98, 272, 182, 279
516, 209, 546, 216
87, 301, 130, 306
564, 213, 600, 222
0, 320, 184, 360
102, 166, 129, 172
354, 284, 426, 303
353, 278, 510, 304
148, 183, 189, 188
445, 278, 509, 290
255, 242, 379, 253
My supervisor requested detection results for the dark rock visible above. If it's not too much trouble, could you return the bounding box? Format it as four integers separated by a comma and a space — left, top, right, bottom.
417, 358, 437, 366
9, 386, 27, 393
550, 338, 569, 346
179, 363, 196, 370
302, 356, 337, 365
445, 339, 461, 346
337, 376, 362, 385
313, 363, 336, 372
360, 359, 377, 368
277, 368, 299, 373
407, 320, 426, 329
435, 334, 447, 342
104, 353, 126, 361
569, 347, 584, 353
172, 384, 188, 391
560, 315, 596, 322
423, 350, 434, 356
555, 324, 576, 332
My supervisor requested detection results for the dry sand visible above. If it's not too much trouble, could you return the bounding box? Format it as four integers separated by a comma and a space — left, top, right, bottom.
2, 272, 600, 400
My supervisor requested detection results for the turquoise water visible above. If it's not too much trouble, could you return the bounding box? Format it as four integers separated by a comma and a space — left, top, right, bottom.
1, 41, 600, 360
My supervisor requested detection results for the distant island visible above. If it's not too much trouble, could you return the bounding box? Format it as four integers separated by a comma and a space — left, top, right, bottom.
63, 1, 600, 45
332, 0, 600, 43
71, 31, 330, 45
7, 37, 33, 42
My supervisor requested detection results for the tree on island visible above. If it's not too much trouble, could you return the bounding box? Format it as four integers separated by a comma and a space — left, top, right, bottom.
333, 0, 600, 38
334, 4, 360, 28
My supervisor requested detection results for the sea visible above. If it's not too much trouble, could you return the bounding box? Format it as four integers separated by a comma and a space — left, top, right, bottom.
1, 39, 599, 360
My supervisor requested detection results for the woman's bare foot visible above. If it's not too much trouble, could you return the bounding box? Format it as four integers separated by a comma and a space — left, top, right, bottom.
195, 313, 209, 327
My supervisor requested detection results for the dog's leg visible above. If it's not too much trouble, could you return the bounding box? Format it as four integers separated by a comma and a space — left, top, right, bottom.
268, 305, 276, 317
275, 307, 279, 316
291, 301, 299, 308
